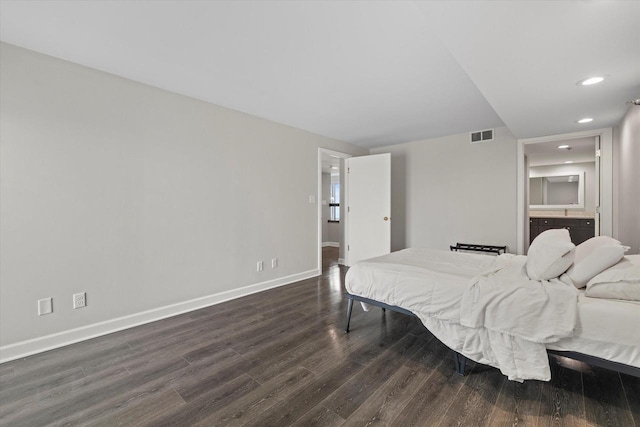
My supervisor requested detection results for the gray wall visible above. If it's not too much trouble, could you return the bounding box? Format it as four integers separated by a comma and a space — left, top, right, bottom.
0, 43, 367, 351
327, 222, 340, 243
529, 177, 543, 205
370, 127, 517, 252
613, 106, 640, 254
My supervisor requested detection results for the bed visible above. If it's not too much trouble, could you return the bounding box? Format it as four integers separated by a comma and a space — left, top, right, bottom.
344, 247, 640, 382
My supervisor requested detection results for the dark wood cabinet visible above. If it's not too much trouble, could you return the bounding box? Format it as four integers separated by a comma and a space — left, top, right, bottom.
530, 217, 594, 245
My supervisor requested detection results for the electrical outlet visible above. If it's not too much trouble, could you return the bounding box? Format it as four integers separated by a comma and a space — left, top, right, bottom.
271, 258, 278, 268
73, 292, 86, 309
257, 261, 264, 272
38, 298, 53, 316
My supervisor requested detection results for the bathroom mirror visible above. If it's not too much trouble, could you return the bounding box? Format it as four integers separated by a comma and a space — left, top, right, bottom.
529, 172, 584, 209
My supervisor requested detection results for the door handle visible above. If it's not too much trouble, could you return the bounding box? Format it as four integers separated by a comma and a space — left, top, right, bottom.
384, 217, 389, 221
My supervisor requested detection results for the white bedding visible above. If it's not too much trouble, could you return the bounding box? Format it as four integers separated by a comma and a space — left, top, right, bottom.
547, 291, 640, 366
345, 248, 639, 381
546, 255, 640, 367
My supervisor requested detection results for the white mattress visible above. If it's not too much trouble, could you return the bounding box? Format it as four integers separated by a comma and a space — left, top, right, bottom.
347, 249, 640, 369
548, 290, 640, 367
550, 254, 640, 367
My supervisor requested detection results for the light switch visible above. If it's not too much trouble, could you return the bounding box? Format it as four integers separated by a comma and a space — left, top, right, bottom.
308, 195, 316, 203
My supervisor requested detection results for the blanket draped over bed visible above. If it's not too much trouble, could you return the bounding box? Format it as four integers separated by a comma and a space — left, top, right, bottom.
345, 248, 579, 382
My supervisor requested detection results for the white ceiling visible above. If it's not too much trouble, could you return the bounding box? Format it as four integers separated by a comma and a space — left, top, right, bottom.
525, 136, 596, 167
1, 1, 638, 148
418, 1, 640, 139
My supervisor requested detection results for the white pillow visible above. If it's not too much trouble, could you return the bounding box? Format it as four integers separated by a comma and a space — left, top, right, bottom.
574, 236, 622, 263
585, 257, 640, 301
526, 229, 576, 281
532, 228, 570, 244
560, 244, 626, 289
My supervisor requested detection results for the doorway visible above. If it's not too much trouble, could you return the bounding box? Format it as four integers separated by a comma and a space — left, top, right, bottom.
525, 136, 598, 247
317, 148, 351, 272
517, 128, 613, 254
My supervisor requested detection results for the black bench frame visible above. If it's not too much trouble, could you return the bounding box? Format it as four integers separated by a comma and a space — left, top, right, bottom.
449, 242, 507, 255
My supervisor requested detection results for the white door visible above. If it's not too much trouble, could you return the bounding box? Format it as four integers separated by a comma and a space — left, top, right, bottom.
345, 153, 391, 266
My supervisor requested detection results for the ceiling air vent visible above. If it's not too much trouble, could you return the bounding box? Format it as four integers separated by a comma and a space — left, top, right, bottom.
470, 129, 494, 144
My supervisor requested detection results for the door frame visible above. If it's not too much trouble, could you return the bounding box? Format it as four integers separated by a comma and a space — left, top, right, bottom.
317, 148, 351, 272
516, 127, 613, 254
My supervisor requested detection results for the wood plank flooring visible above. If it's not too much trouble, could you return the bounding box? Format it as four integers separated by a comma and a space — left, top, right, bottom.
1, 246, 638, 426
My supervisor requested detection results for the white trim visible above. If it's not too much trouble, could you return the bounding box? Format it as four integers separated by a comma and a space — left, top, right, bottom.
517, 127, 613, 255
0, 269, 319, 364
517, 139, 526, 254
322, 242, 340, 247
338, 258, 346, 265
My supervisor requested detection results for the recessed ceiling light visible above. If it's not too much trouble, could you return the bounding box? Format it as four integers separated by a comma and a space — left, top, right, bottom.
557, 145, 570, 149
578, 76, 604, 86
564, 161, 574, 164
330, 166, 338, 170
578, 118, 593, 124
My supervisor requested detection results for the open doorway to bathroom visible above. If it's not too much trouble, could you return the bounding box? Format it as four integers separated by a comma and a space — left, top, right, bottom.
525, 136, 598, 246
517, 128, 613, 254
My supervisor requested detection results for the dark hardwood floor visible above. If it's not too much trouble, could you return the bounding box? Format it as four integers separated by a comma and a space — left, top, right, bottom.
1, 246, 638, 426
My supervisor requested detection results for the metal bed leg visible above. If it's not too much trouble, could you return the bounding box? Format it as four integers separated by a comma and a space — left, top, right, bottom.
345, 297, 354, 333
454, 352, 467, 376
382, 307, 386, 313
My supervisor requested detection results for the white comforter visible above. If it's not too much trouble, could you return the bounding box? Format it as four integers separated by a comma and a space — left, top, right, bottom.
345, 248, 578, 382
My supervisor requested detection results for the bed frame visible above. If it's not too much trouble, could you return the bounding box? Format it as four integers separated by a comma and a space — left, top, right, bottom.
344, 293, 640, 378
344, 243, 640, 379
345, 293, 469, 375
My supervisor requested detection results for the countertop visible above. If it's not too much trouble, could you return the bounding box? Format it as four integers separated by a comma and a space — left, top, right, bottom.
529, 214, 595, 219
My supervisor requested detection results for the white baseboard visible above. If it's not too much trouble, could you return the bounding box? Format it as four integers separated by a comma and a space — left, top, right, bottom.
0, 269, 320, 364
322, 242, 340, 247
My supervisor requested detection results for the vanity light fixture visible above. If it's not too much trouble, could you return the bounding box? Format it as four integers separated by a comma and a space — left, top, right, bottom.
564, 161, 574, 164
578, 76, 604, 86
578, 118, 594, 124
557, 145, 570, 149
